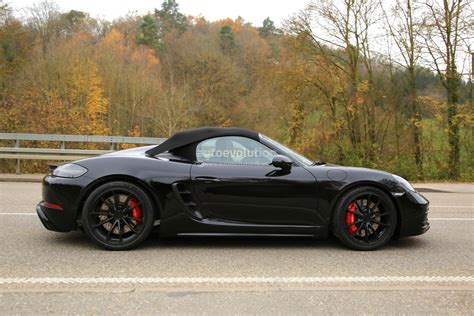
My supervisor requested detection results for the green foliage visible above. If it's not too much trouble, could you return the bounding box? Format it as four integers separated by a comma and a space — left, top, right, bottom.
136, 0, 188, 54
219, 25, 236, 54
0, 2, 30, 92
155, 0, 188, 35
59, 10, 86, 37
258, 17, 280, 38
136, 14, 163, 53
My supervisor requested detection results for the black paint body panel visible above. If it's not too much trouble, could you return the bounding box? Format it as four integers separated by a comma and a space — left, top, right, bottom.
36, 143, 429, 240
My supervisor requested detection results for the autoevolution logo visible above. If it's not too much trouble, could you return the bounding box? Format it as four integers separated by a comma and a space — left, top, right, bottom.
197, 148, 277, 159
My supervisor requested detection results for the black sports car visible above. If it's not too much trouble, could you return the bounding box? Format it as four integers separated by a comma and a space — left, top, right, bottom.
36, 127, 429, 250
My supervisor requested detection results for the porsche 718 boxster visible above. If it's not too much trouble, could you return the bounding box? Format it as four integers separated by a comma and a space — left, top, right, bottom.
36, 127, 429, 250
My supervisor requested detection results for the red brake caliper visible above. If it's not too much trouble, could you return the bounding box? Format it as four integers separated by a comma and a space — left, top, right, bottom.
345, 202, 357, 234
129, 198, 141, 224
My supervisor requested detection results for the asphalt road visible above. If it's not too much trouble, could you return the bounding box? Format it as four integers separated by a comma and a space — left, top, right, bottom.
0, 182, 472, 314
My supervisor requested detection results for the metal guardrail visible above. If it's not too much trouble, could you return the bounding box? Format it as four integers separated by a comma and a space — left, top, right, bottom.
0, 133, 165, 174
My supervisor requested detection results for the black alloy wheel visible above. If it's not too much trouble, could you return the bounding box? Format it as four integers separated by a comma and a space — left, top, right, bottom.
333, 186, 397, 250
82, 181, 155, 250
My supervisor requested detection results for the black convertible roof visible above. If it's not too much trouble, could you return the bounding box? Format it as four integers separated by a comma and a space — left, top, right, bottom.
145, 127, 260, 156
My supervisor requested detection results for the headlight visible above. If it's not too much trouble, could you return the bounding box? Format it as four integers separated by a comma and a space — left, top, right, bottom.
52, 163, 88, 178
392, 174, 415, 192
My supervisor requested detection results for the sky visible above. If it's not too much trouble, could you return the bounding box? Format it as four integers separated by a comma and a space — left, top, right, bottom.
8, 0, 310, 27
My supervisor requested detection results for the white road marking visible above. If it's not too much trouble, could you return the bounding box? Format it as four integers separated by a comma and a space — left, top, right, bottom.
430, 206, 473, 208
430, 218, 474, 221
0, 213, 36, 215
0, 276, 473, 285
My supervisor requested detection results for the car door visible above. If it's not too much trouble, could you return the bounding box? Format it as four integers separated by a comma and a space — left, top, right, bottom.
190, 136, 319, 226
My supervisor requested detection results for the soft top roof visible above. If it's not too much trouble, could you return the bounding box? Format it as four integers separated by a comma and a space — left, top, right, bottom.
145, 127, 259, 156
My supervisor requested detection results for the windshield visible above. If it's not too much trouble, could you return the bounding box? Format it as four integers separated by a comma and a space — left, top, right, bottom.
260, 134, 314, 166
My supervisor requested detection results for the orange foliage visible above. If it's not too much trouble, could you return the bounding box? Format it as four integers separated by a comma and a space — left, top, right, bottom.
215, 18, 242, 32
86, 63, 109, 135
131, 47, 160, 66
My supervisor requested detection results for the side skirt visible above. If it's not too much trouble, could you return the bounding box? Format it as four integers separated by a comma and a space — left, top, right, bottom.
177, 233, 315, 237
159, 214, 329, 238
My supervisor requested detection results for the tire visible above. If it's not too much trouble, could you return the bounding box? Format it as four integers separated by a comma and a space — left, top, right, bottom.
82, 181, 155, 250
332, 186, 397, 251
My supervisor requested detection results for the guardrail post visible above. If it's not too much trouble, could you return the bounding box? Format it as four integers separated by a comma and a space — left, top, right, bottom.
15, 139, 20, 174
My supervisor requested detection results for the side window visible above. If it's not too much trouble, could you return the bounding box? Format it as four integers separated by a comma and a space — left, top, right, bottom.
196, 136, 277, 166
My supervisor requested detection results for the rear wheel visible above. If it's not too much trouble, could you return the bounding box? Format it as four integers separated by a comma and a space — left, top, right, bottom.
82, 181, 155, 250
333, 186, 397, 251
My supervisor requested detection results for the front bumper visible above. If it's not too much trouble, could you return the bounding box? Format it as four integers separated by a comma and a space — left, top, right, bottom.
396, 190, 430, 237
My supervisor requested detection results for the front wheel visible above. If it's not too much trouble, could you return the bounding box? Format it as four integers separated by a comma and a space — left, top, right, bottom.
82, 181, 155, 250
332, 186, 397, 251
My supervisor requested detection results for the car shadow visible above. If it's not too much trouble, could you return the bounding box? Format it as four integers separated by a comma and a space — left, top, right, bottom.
388, 237, 428, 249
47, 231, 92, 249
48, 230, 428, 252
146, 234, 337, 250
140, 232, 429, 252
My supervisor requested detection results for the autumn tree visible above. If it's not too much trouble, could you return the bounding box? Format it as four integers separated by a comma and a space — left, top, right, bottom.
86, 63, 109, 135
0, 2, 30, 94
1, 0, 473, 180
287, 0, 383, 163
421, 0, 471, 179
384, 0, 424, 176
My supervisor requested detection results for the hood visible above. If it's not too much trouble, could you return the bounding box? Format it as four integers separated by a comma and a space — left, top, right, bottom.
305, 164, 393, 183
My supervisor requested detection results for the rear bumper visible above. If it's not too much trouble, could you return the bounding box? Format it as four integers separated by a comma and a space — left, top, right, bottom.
36, 174, 93, 232
396, 191, 430, 237
36, 202, 74, 232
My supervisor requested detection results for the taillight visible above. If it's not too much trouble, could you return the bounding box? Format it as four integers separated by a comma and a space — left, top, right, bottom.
43, 201, 64, 210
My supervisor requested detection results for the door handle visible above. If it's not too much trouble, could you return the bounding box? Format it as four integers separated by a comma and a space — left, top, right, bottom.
195, 176, 221, 183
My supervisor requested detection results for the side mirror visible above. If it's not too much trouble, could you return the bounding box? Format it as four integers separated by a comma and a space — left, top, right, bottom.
271, 155, 292, 170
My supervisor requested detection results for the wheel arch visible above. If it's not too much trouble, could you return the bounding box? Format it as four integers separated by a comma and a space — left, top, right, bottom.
329, 181, 402, 237
77, 175, 162, 222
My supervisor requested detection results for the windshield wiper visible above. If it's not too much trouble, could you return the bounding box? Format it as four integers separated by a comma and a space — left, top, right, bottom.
312, 160, 326, 166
